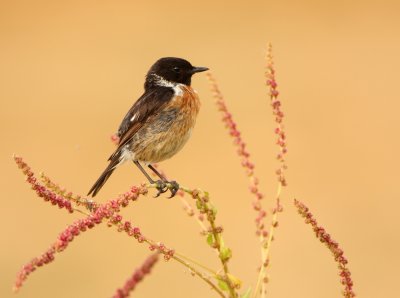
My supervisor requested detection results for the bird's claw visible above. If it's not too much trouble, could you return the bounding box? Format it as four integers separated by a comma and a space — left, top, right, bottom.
153, 180, 179, 198
167, 181, 179, 199
154, 180, 168, 198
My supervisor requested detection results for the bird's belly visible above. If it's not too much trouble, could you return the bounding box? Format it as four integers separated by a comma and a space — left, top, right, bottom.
152, 127, 192, 162
132, 115, 195, 163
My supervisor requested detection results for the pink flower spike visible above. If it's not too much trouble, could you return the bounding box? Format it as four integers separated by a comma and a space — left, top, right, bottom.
206, 73, 267, 238
112, 253, 159, 298
265, 44, 288, 188
294, 199, 355, 298
14, 155, 74, 213
14, 194, 134, 292
14, 215, 98, 291
12, 158, 149, 292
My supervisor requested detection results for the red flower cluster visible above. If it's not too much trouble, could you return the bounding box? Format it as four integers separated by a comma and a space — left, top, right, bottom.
14, 155, 74, 213
113, 253, 159, 298
13, 182, 147, 292
40, 172, 94, 210
12, 156, 177, 292
207, 73, 267, 238
294, 199, 355, 298
266, 44, 288, 187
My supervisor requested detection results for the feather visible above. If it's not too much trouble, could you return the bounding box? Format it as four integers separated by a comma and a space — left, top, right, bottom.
87, 152, 121, 197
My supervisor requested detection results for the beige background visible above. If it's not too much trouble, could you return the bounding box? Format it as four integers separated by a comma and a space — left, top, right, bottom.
1, 1, 399, 297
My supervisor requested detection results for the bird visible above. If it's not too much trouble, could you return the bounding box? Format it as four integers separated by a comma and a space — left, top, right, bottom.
87, 57, 208, 198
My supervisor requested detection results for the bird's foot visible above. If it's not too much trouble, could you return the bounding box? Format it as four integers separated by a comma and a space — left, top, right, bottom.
154, 180, 168, 198
167, 180, 179, 199
152, 180, 179, 198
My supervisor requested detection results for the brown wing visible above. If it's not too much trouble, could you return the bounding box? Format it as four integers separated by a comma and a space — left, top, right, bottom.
109, 87, 175, 160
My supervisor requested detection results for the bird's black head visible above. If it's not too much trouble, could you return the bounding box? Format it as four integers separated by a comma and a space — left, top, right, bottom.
145, 57, 208, 89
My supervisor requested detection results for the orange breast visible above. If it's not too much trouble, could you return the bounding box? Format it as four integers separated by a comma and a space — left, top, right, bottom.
133, 85, 201, 163
170, 85, 201, 119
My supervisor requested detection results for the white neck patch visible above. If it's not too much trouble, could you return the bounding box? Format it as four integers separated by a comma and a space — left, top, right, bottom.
152, 74, 183, 96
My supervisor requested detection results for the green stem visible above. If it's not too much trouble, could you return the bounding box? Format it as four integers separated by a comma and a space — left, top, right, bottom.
175, 251, 217, 275
188, 188, 238, 298
172, 253, 226, 298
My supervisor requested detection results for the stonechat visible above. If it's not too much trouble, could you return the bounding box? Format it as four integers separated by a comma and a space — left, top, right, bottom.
88, 57, 208, 198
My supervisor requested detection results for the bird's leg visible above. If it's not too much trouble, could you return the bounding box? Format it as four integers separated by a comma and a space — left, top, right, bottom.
148, 164, 179, 198
134, 161, 155, 183
147, 164, 167, 182
133, 161, 167, 197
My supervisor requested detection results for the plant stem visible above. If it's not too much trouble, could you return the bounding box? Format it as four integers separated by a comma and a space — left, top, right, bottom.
174, 251, 217, 275
141, 238, 225, 298
179, 185, 238, 297
178, 196, 208, 232
252, 183, 282, 298
210, 217, 237, 298
171, 253, 226, 298
187, 188, 238, 298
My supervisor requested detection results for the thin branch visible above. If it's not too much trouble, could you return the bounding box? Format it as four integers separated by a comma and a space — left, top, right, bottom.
171, 253, 226, 298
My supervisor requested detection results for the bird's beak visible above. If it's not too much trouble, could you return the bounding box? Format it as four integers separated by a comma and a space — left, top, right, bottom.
191, 66, 209, 73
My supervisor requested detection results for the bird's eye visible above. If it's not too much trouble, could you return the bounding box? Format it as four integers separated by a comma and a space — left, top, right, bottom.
172, 67, 180, 73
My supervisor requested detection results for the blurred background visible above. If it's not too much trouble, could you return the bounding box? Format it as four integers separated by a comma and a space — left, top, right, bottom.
1, 0, 399, 297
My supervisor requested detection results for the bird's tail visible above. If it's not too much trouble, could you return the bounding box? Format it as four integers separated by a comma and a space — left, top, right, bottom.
87, 154, 121, 197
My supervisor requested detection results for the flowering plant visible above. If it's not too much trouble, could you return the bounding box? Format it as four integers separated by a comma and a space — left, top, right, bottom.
13, 45, 354, 298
